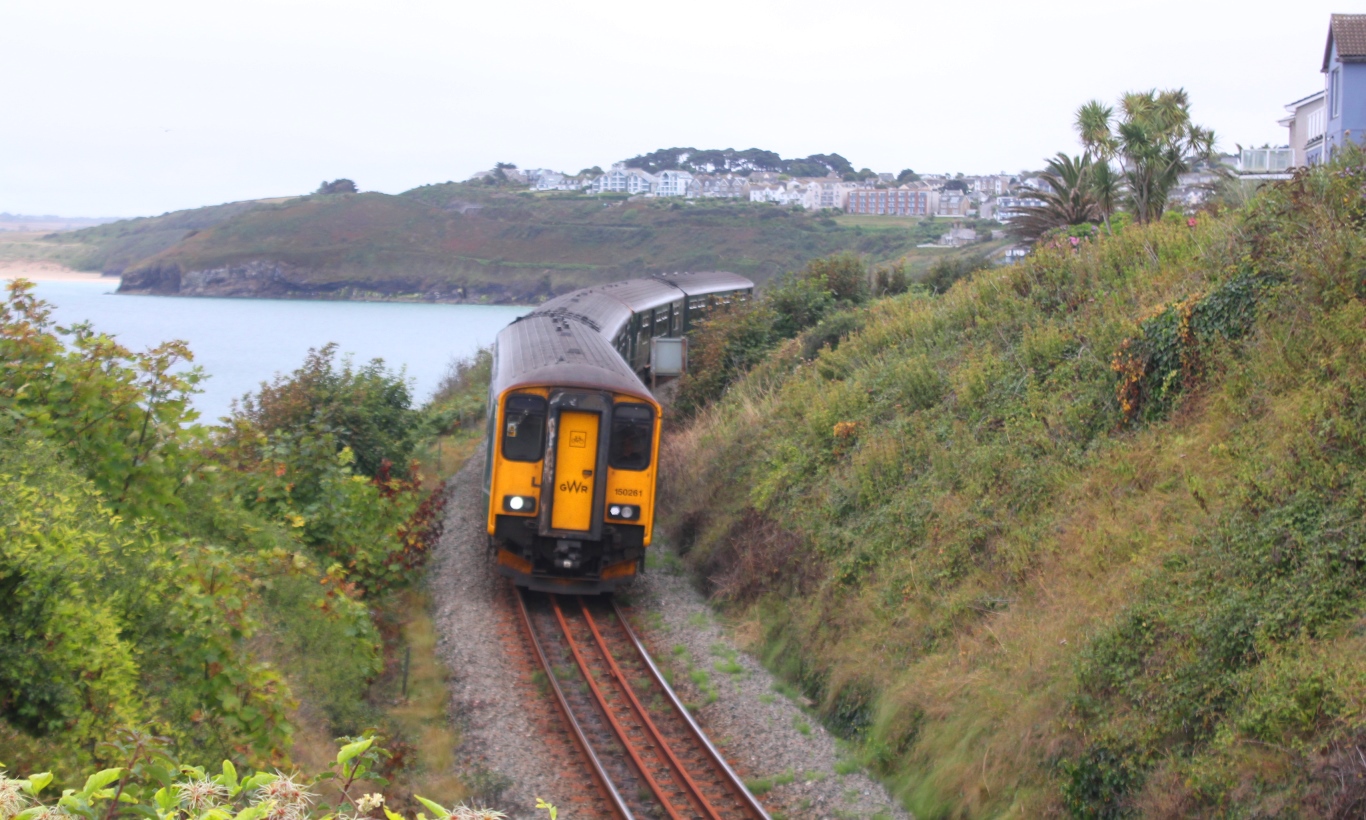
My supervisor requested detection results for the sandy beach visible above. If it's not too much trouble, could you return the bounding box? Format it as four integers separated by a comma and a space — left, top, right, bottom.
0, 260, 117, 283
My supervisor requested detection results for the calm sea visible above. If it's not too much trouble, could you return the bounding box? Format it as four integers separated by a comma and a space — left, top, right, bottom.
30, 280, 528, 422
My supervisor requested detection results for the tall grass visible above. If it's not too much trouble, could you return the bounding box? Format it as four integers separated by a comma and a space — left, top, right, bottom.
659, 155, 1366, 816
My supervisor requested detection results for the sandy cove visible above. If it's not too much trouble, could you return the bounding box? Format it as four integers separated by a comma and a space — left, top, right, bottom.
0, 260, 118, 283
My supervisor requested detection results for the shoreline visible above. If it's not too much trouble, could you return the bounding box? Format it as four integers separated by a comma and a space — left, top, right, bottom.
0, 262, 118, 284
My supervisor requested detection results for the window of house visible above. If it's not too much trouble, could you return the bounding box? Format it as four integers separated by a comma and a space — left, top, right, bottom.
1332, 68, 1341, 118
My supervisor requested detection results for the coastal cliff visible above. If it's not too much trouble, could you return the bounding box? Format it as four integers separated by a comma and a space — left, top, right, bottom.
116, 259, 541, 303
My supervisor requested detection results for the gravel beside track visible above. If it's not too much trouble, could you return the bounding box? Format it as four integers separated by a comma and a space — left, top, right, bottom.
624, 565, 912, 820
431, 449, 910, 819
430, 452, 581, 818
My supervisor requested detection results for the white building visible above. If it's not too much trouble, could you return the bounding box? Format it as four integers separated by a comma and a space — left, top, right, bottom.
655, 170, 696, 197
993, 195, 1045, 223
1280, 90, 1327, 166
591, 164, 657, 195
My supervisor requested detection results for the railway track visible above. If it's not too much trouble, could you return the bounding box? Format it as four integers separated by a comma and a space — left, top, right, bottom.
514, 587, 770, 820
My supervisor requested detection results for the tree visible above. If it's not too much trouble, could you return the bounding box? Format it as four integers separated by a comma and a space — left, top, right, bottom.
1076, 89, 1215, 223
1008, 153, 1101, 243
897, 168, 920, 184
316, 179, 357, 195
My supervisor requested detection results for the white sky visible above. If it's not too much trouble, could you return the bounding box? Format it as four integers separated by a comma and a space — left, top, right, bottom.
0, 0, 1344, 217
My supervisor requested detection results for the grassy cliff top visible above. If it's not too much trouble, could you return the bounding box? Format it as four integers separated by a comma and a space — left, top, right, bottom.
661, 159, 1366, 816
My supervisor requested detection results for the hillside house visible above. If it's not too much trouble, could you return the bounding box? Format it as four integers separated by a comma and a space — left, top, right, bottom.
993, 195, 1045, 223
655, 170, 696, 197
936, 191, 971, 217
1280, 90, 1327, 165
811, 179, 856, 209
591, 165, 657, 195
1322, 14, 1366, 160
693, 175, 748, 198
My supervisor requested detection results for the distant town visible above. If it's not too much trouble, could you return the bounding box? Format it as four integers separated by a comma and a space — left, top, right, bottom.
472, 10, 1366, 239
472, 144, 1296, 227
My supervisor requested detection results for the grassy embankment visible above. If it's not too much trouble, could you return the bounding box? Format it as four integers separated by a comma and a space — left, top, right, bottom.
20, 184, 1002, 299
660, 160, 1366, 815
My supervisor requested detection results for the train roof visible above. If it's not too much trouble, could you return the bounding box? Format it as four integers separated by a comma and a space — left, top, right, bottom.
651, 270, 755, 297
596, 278, 686, 313
492, 314, 655, 404
528, 289, 634, 340
529, 271, 755, 337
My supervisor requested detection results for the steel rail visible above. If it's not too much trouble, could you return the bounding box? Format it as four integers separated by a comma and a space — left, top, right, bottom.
611, 598, 773, 820
576, 597, 723, 819
512, 587, 634, 820
549, 595, 688, 820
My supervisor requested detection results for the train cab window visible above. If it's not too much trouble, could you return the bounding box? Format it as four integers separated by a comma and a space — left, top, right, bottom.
502, 394, 547, 462
609, 404, 653, 471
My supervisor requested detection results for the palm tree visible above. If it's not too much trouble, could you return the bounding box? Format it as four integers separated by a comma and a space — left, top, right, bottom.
1009, 153, 1101, 243
1076, 89, 1215, 224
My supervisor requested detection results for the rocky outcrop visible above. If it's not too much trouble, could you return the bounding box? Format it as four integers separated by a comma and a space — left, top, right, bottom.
117, 259, 556, 304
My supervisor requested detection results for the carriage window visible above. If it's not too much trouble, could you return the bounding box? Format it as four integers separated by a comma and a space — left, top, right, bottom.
502, 394, 547, 462
609, 404, 653, 471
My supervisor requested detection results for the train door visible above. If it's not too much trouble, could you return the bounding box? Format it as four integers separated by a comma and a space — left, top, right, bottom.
540, 392, 611, 544
550, 409, 599, 532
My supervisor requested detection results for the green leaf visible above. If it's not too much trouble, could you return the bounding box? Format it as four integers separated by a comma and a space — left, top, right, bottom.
336, 738, 373, 770
23, 772, 52, 796
240, 773, 277, 792
233, 803, 269, 820
81, 768, 124, 798
154, 787, 177, 812
216, 760, 238, 792
414, 796, 448, 819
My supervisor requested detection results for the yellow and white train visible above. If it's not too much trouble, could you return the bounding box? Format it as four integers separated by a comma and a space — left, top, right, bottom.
483, 271, 754, 593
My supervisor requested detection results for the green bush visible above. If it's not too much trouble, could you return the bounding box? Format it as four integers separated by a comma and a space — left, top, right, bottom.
0, 282, 435, 769
229, 343, 420, 479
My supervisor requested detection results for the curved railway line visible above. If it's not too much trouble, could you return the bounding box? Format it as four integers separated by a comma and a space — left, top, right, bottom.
513, 586, 771, 820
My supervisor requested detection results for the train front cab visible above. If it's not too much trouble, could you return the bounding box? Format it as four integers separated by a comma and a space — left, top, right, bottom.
487, 387, 660, 594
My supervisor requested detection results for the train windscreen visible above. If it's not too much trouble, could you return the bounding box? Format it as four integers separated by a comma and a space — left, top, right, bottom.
609, 404, 653, 471
503, 394, 547, 462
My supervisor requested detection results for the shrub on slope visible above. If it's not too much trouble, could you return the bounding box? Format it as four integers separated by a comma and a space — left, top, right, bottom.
659, 157, 1366, 815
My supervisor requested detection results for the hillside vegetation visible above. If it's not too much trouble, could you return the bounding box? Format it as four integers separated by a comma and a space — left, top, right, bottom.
660, 156, 1366, 815
0, 286, 454, 805
35, 184, 998, 302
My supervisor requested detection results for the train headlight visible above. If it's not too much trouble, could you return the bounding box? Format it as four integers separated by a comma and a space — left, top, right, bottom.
608, 504, 636, 520
609, 505, 621, 516
503, 495, 536, 513
621, 505, 634, 519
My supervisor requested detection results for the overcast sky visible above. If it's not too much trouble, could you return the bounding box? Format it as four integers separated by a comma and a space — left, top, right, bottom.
0, 0, 1346, 217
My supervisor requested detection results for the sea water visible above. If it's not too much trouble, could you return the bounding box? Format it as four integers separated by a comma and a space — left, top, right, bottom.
29, 280, 528, 422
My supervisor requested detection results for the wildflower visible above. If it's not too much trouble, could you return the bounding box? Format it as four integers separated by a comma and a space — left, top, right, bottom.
175, 778, 229, 815
448, 807, 506, 820
0, 774, 30, 819
355, 794, 385, 813
252, 773, 315, 820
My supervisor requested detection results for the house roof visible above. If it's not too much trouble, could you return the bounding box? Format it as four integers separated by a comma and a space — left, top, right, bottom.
1324, 14, 1366, 70
1285, 89, 1326, 111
